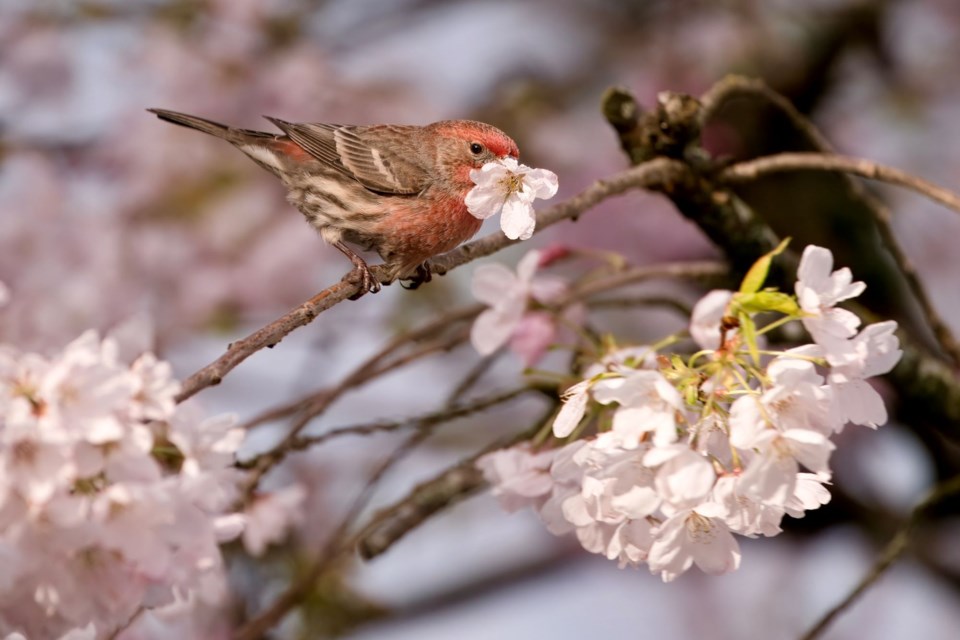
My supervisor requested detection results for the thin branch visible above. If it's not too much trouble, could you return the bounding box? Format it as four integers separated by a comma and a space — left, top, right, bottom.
720, 152, 960, 216
240, 304, 483, 430
238, 386, 532, 471
698, 75, 837, 151
589, 295, 694, 317
175, 281, 357, 403
176, 158, 681, 403
563, 260, 729, 303
799, 474, 960, 640
239, 327, 470, 497
239, 259, 729, 498
107, 606, 145, 640
444, 351, 503, 408
235, 392, 552, 637
234, 413, 451, 639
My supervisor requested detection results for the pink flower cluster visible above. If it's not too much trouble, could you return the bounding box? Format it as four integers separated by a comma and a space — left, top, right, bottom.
478, 246, 902, 581
0, 328, 244, 637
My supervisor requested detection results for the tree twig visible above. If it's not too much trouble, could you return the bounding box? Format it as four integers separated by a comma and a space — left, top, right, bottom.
238, 386, 533, 471
720, 152, 960, 217
563, 260, 729, 303
233, 410, 460, 639
239, 327, 470, 497
799, 474, 960, 640
239, 304, 483, 430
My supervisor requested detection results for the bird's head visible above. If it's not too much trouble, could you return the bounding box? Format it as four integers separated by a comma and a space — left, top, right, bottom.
429, 120, 520, 188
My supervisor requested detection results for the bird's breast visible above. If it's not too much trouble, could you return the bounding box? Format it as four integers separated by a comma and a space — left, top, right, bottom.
371, 188, 482, 266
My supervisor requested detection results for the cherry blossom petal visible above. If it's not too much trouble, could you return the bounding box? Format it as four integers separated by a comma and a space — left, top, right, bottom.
515, 249, 542, 283
242, 484, 306, 557
831, 379, 887, 428
470, 263, 517, 305
690, 289, 734, 350
477, 444, 556, 512
500, 195, 537, 240
648, 510, 740, 582
509, 312, 557, 367
785, 473, 832, 517
525, 167, 559, 199
553, 380, 591, 438
470, 308, 521, 355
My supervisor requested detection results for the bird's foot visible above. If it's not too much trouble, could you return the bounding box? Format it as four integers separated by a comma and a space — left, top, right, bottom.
400, 262, 433, 290
333, 240, 381, 300
346, 263, 381, 300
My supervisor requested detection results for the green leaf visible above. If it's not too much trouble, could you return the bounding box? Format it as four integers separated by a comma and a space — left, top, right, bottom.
739, 312, 760, 365
735, 291, 800, 315
739, 237, 791, 294
753, 291, 800, 315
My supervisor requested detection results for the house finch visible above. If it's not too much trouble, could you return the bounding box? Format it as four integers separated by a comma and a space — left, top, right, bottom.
147, 109, 520, 296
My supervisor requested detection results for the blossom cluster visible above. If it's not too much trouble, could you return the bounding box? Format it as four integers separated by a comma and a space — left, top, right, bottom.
477, 245, 902, 581
0, 327, 247, 637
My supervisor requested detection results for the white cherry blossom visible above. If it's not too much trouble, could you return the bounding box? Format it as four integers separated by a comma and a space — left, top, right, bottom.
689, 289, 734, 350
647, 505, 740, 582
785, 472, 832, 517
643, 444, 716, 507
593, 370, 684, 447
241, 484, 307, 556
466, 157, 559, 240
826, 321, 902, 428
553, 380, 591, 438
605, 518, 656, 567
795, 245, 866, 345
711, 475, 784, 537
476, 443, 557, 512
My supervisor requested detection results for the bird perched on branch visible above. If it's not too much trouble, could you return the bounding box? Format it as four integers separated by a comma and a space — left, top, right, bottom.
148, 109, 520, 296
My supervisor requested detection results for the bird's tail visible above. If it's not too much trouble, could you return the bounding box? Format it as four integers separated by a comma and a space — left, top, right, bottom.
148, 108, 294, 176
147, 108, 233, 139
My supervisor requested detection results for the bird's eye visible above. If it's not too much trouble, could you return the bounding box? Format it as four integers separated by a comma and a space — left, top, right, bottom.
470, 142, 484, 155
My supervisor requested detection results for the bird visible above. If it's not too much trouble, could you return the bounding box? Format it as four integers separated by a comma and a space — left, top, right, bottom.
147, 108, 520, 296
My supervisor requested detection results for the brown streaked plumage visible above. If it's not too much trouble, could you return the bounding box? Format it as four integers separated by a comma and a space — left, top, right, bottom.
147, 109, 519, 296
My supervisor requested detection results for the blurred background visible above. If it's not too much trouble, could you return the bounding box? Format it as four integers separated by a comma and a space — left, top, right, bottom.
3, 0, 960, 638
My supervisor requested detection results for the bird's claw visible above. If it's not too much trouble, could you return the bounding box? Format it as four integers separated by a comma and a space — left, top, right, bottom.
400, 263, 433, 291
346, 264, 381, 300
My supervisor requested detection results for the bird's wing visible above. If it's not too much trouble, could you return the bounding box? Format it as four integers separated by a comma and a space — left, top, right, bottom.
264, 118, 431, 195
